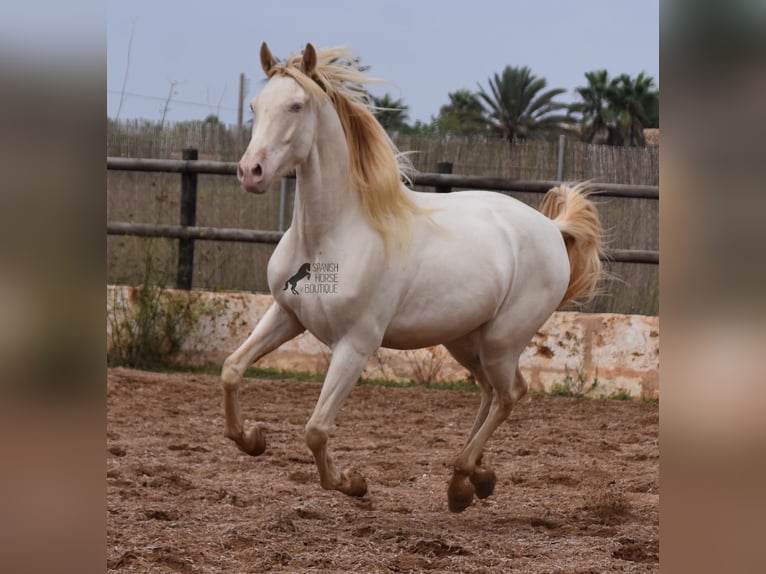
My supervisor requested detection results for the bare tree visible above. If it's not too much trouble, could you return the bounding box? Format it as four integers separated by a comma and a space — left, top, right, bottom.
159, 80, 183, 129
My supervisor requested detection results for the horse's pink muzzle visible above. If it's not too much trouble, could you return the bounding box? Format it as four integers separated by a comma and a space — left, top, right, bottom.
237, 161, 269, 194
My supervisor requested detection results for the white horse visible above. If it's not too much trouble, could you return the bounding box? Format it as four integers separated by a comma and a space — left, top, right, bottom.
223, 43, 604, 512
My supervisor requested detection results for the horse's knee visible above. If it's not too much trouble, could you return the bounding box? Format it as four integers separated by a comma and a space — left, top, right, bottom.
511, 369, 528, 402
221, 357, 244, 391
305, 423, 328, 453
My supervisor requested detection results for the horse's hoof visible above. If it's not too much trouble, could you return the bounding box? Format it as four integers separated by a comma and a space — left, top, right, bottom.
447, 474, 475, 512
340, 469, 368, 497
238, 426, 266, 456
471, 467, 497, 499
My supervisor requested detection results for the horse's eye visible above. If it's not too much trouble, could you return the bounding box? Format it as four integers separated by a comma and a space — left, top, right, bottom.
290, 103, 303, 113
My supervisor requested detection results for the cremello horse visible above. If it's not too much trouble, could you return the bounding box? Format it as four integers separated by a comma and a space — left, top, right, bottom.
223, 43, 603, 512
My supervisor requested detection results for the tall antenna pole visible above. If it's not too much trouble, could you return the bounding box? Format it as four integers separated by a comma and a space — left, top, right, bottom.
115, 18, 136, 120
159, 79, 180, 130
237, 73, 245, 151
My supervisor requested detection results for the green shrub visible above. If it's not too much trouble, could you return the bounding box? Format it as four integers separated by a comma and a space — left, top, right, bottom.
107, 254, 200, 369
607, 389, 633, 401
543, 366, 600, 398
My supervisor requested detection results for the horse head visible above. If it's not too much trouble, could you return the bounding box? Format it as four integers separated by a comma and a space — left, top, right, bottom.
237, 43, 320, 194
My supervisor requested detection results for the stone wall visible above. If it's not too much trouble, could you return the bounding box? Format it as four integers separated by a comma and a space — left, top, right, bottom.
106, 286, 659, 399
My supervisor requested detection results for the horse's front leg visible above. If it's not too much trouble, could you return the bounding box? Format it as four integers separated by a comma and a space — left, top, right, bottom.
221, 303, 304, 455
305, 339, 374, 497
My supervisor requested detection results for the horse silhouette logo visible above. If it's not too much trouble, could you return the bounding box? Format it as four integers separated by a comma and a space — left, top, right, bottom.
283, 262, 311, 294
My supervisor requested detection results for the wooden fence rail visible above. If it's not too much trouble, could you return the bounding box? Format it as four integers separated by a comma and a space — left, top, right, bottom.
107, 222, 657, 264
107, 149, 659, 289
106, 156, 659, 199
106, 222, 284, 244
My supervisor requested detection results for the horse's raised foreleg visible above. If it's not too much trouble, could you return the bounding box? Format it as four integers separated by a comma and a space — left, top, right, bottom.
448, 359, 527, 512
304, 339, 373, 497
221, 303, 304, 455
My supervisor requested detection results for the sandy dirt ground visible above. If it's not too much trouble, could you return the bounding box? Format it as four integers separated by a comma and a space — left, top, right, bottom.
107, 368, 658, 573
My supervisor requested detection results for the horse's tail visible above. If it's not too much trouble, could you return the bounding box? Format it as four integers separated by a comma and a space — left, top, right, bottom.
539, 182, 604, 307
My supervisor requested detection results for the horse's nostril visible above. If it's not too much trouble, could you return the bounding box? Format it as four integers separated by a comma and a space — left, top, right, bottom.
252, 164, 263, 177
237, 164, 244, 180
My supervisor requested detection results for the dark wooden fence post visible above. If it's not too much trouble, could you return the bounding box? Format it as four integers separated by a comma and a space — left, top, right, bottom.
435, 161, 453, 193
176, 148, 198, 290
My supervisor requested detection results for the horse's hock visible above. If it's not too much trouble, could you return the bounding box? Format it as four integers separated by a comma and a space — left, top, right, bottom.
106, 286, 659, 399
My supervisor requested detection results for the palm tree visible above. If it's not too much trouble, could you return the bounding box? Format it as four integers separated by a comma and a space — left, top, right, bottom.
436, 89, 487, 136
571, 70, 659, 146
611, 72, 659, 146
569, 70, 621, 145
371, 93, 410, 133
477, 65, 569, 142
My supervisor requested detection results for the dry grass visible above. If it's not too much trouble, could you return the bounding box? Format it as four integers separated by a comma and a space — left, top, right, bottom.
404, 347, 448, 385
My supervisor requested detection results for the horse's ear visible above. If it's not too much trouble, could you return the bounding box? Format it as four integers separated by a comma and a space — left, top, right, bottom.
301, 43, 317, 77
260, 42, 278, 77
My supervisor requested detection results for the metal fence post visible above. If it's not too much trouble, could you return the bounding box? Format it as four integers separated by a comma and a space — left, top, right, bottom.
435, 161, 453, 193
176, 148, 198, 290
556, 134, 565, 182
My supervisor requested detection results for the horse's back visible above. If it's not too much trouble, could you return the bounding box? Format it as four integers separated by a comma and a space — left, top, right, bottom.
411, 189, 568, 283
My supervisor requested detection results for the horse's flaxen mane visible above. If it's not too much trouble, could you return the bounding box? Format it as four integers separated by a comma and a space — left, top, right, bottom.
266, 46, 422, 251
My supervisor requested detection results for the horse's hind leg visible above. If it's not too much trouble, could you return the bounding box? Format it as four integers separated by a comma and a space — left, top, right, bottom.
447, 352, 528, 512
444, 336, 500, 509
445, 335, 491, 443
445, 338, 494, 463
221, 303, 304, 455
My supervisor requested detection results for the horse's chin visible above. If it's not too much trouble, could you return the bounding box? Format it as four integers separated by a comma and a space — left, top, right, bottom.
242, 183, 269, 195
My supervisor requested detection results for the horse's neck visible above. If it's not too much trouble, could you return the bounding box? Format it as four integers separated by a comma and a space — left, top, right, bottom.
291, 107, 358, 248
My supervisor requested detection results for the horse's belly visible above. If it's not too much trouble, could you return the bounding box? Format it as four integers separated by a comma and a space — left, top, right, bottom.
381, 294, 496, 350
381, 324, 478, 350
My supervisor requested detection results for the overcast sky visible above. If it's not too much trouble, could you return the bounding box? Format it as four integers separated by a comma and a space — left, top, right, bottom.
107, 0, 659, 126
